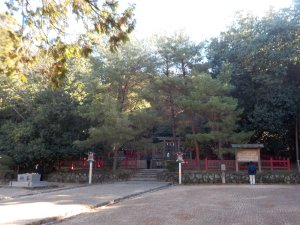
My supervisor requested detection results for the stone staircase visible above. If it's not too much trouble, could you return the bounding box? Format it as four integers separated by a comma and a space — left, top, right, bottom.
130, 169, 166, 182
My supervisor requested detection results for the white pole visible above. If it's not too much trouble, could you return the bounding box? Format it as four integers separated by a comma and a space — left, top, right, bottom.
222, 171, 225, 184
179, 162, 182, 184
89, 161, 93, 184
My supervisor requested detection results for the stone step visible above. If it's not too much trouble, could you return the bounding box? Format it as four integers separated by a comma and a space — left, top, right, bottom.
133, 172, 159, 176
130, 169, 166, 181
130, 177, 159, 181
132, 175, 157, 179
135, 169, 166, 173
132, 173, 163, 177
133, 172, 158, 175
137, 169, 166, 171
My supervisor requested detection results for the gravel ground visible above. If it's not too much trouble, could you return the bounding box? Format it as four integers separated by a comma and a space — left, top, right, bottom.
57, 184, 300, 225
0, 181, 170, 225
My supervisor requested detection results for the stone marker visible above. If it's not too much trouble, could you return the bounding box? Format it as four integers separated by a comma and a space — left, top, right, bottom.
10, 173, 48, 187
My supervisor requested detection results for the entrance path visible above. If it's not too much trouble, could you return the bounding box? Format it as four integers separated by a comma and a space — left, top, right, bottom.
0, 181, 171, 225
58, 184, 300, 225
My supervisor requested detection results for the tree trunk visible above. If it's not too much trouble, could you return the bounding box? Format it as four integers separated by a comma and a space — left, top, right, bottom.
218, 140, 223, 160
170, 95, 178, 152
191, 122, 200, 169
181, 60, 186, 77
296, 113, 299, 172
117, 83, 127, 112
16, 165, 19, 175
112, 146, 118, 171
165, 59, 178, 151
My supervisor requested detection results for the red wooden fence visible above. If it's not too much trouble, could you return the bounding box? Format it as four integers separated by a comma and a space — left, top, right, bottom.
261, 158, 290, 171
119, 158, 137, 169
59, 157, 105, 170
182, 158, 290, 171
59, 157, 290, 171
59, 157, 137, 170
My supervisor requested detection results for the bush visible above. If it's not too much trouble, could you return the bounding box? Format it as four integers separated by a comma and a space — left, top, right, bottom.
0, 154, 15, 169
166, 160, 178, 172
0, 155, 16, 182
0, 169, 15, 181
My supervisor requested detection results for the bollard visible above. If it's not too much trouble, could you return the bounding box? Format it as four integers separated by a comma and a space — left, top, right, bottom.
89, 160, 93, 184
221, 164, 226, 184
179, 162, 182, 184
87, 151, 94, 184
176, 152, 184, 185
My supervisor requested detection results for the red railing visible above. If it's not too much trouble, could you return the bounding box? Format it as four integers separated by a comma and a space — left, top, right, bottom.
119, 158, 137, 170
59, 157, 105, 170
261, 158, 290, 172
58, 157, 290, 171
182, 158, 290, 171
59, 157, 137, 170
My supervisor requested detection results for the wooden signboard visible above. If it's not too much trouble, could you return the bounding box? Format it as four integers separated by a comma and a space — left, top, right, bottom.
231, 144, 263, 172
236, 149, 260, 162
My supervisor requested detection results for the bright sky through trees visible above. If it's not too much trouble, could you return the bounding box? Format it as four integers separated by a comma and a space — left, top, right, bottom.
0, 0, 293, 42
126, 0, 293, 41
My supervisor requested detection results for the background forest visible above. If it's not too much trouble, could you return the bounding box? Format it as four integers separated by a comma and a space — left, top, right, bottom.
1, 0, 300, 171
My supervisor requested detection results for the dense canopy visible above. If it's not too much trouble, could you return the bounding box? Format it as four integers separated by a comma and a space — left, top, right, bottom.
0, 1, 300, 171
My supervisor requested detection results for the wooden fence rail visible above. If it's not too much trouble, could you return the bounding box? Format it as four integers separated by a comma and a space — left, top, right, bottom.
183, 158, 290, 171
58, 157, 290, 171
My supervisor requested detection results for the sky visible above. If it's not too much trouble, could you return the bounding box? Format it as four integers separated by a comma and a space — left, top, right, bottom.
0, 0, 294, 42
125, 0, 294, 41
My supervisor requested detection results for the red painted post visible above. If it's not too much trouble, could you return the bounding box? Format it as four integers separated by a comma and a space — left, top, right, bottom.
125, 158, 128, 169
205, 158, 208, 171
287, 158, 290, 172
270, 158, 273, 171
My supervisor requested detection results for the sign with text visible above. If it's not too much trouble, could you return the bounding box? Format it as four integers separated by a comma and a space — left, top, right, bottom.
87, 151, 94, 161
236, 149, 260, 162
176, 152, 184, 163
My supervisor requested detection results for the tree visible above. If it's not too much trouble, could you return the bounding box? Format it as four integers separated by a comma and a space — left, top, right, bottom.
97, 41, 155, 112
148, 33, 203, 151
76, 96, 135, 170
177, 64, 251, 165
144, 75, 185, 152
1, 0, 135, 85
0, 88, 87, 169
206, 7, 300, 155
75, 41, 156, 170
0, 13, 27, 81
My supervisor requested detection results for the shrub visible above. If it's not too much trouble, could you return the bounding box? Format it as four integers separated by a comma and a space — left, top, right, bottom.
0, 154, 15, 169
166, 160, 178, 172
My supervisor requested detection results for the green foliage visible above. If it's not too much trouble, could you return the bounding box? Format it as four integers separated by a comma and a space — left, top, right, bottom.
206, 7, 300, 152
0, 154, 15, 170
96, 41, 155, 112
0, 88, 88, 169
74, 41, 159, 156
1, 0, 135, 85
0, 14, 27, 80
78, 95, 135, 148
177, 67, 251, 158
166, 160, 178, 172
154, 32, 203, 76
2, 4, 300, 169
145, 31, 205, 143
